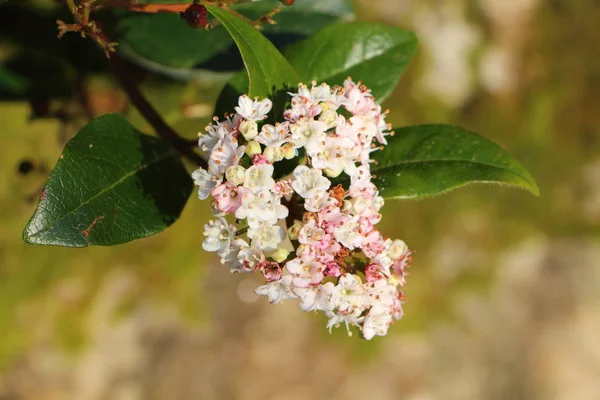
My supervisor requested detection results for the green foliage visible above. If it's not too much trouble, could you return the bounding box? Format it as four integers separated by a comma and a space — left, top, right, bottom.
371, 125, 539, 199
115, 13, 233, 70
12, 0, 537, 249
205, 5, 299, 98
235, 0, 353, 37
23, 114, 192, 247
285, 22, 418, 103
115, 0, 352, 72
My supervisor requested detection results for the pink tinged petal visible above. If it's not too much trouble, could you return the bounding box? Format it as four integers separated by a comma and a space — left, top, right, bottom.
324, 261, 343, 277
259, 261, 282, 282
252, 154, 269, 165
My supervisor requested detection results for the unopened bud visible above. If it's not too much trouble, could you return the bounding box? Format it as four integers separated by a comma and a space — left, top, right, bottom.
264, 147, 284, 163
287, 220, 303, 240
319, 107, 338, 128
225, 165, 245, 185
388, 239, 408, 260
269, 248, 290, 263
239, 120, 258, 140
245, 141, 262, 157
281, 143, 296, 159
324, 166, 344, 178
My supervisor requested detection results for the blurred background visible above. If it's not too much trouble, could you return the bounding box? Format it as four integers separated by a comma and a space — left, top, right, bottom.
1, 0, 599, 399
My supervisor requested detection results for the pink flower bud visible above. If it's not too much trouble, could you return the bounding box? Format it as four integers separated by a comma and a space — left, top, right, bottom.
323, 261, 343, 277
259, 261, 282, 282
252, 154, 269, 165
365, 263, 384, 282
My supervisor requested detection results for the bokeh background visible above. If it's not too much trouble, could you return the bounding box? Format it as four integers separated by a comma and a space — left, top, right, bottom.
1, 0, 600, 399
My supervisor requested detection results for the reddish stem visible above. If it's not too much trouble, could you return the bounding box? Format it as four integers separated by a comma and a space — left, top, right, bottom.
97, 1, 192, 13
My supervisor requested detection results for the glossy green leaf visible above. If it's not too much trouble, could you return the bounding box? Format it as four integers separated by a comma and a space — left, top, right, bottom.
23, 114, 193, 247
206, 5, 299, 98
115, 12, 233, 69
236, 0, 353, 37
285, 22, 417, 103
115, 0, 351, 72
371, 125, 539, 199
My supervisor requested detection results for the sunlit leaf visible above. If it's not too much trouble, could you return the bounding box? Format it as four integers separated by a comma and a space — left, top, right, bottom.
372, 125, 539, 199
285, 22, 417, 103
23, 114, 193, 247
206, 4, 299, 98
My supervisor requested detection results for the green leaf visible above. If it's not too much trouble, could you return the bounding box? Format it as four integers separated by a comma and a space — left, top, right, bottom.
115, 0, 351, 73
371, 125, 539, 199
23, 114, 193, 247
236, 0, 353, 37
285, 22, 418, 103
206, 4, 299, 98
115, 12, 233, 69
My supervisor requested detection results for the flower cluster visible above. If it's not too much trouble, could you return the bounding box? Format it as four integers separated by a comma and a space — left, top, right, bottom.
193, 79, 412, 339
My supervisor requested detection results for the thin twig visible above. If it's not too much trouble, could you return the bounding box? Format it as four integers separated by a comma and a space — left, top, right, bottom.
96, 1, 190, 13
107, 54, 207, 167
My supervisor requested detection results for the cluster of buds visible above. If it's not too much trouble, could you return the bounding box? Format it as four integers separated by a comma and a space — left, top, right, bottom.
193, 79, 412, 339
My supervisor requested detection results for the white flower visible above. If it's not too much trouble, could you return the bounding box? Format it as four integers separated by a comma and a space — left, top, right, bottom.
311, 135, 359, 176
365, 279, 397, 309
255, 122, 290, 148
325, 309, 364, 336
285, 257, 325, 288
198, 124, 228, 153
331, 274, 367, 312
219, 238, 249, 273
341, 78, 375, 115
293, 282, 335, 312
192, 167, 220, 200
291, 165, 331, 199
304, 191, 332, 212
372, 239, 394, 271
202, 217, 236, 254
235, 95, 272, 121
208, 135, 246, 177
284, 96, 321, 122
362, 306, 393, 340
272, 179, 293, 200
333, 216, 363, 250
371, 239, 409, 275
235, 190, 288, 228
247, 222, 286, 253
296, 82, 338, 104
244, 164, 276, 193
255, 274, 297, 304
290, 118, 327, 152
237, 240, 265, 271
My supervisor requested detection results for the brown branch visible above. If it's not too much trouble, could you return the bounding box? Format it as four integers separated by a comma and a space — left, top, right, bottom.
107, 54, 207, 168
96, 1, 191, 14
